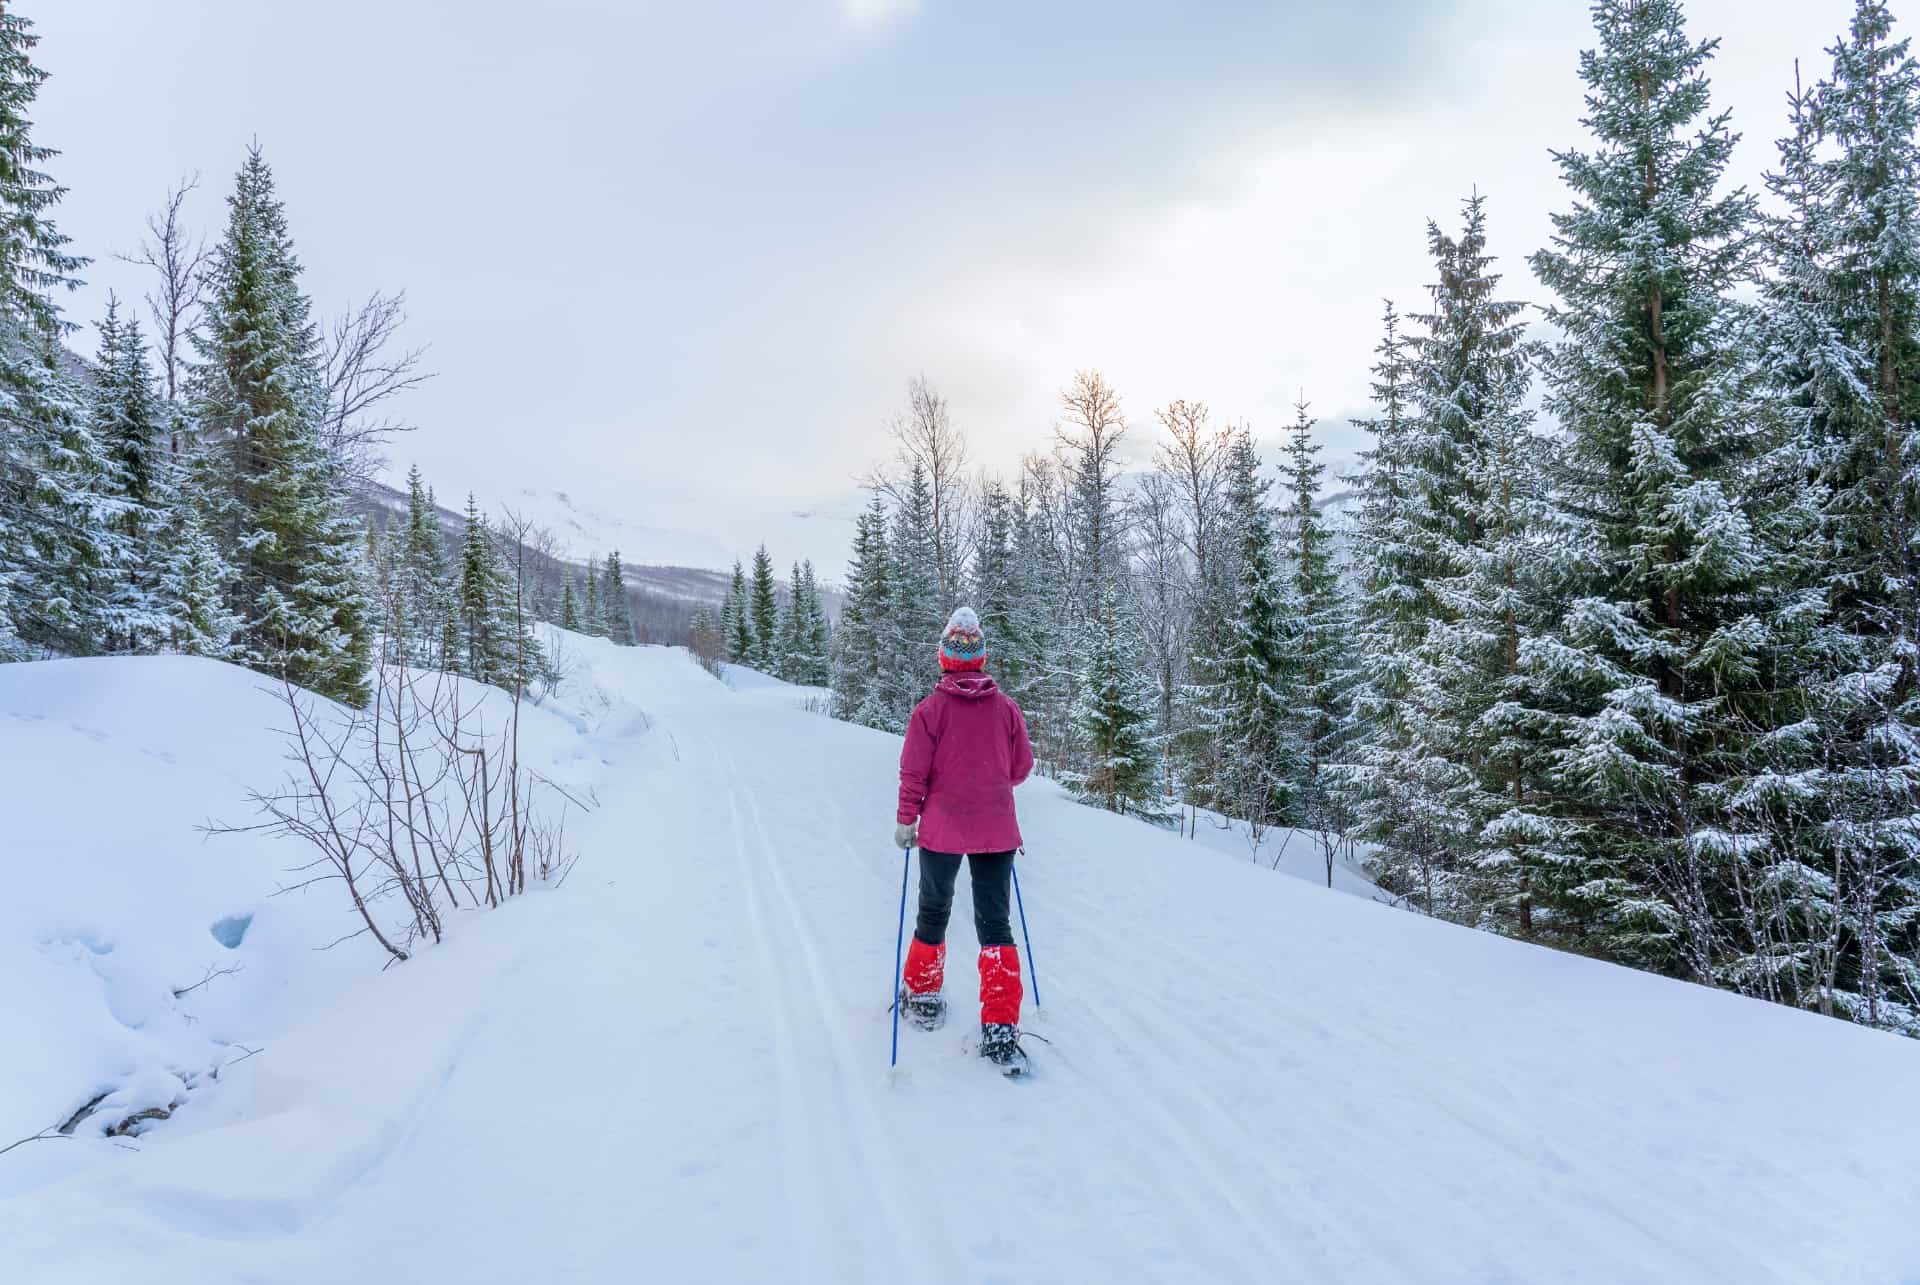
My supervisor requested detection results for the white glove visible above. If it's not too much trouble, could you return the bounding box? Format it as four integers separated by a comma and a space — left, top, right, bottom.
894, 822, 918, 850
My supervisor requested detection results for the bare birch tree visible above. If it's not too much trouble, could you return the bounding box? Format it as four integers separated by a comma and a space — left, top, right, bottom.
872, 374, 972, 612
118, 175, 209, 447
320, 290, 433, 485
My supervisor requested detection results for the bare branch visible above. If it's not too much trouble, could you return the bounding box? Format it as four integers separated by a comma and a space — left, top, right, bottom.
320, 290, 434, 484
116, 174, 209, 410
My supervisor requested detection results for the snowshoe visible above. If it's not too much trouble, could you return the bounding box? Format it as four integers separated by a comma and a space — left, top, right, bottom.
899, 988, 947, 1032
978, 1022, 1030, 1077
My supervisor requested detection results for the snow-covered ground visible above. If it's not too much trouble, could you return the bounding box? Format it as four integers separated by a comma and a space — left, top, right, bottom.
3, 636, 1916, 1283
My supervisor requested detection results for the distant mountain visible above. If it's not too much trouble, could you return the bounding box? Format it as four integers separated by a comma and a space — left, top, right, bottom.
348, 479, 842, 644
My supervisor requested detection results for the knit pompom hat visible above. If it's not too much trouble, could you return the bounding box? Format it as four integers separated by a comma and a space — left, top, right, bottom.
938, 606, 987, 673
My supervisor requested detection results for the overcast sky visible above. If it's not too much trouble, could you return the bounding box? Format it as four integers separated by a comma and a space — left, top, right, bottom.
32, 0, 1865, 572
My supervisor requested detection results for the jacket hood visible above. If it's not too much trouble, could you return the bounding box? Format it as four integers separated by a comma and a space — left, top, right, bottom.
937, 673, 999, 701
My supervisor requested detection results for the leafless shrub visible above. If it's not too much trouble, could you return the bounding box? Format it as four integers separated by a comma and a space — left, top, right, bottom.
212, 600, 590, 964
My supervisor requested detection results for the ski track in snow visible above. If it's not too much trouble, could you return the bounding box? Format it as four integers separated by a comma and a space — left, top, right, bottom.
3, 640, 1918, 1284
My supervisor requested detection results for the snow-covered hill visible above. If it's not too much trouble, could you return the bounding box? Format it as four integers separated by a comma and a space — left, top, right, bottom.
351, 479, 849, 625
2, 640, 1916, 1283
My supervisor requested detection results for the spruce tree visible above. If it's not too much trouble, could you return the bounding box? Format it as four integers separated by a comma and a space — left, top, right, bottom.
1754, 1, 1920, 1029
558, 572, 581, 632
1523, 0, 1809, 982
830, 492, 896, 728
89, 297, 178, 652
747, 544, 779, 670
974, 478, 1019, 647
796, 559, 832, 686
189, 145, 369, 703
152, 498, 241, 658
0, 12, 78, 337
458, 495, 515, 686
437, 590, 463, 676
1278, 401, 1358, 833
603, 550, 635, 645
1068, 583, 1170, 820
6, 327, 125, 657
398, 467, 448, 662
92, 298, 164, 511
0, 11, 112, 660
887, 463, 943, 721
582, 556, 605, 638
1007, 460, 1073, 772
1336, 302, 1431, 871
1397, 194, 1541, 919
725, 558, 753, 663
773, 562, 802, 682
1202, 430, 1297, 826
1417, 359, 1558, 935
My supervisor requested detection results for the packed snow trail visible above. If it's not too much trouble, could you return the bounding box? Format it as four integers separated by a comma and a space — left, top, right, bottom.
3, 640, 1917, 1283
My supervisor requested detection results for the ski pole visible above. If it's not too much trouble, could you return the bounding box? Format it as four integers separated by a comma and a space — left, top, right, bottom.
1012, 855, 1041, 1011
890, 845, 911, 1069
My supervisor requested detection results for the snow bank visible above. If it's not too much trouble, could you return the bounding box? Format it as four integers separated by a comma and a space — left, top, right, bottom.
0, 653, 592, 1196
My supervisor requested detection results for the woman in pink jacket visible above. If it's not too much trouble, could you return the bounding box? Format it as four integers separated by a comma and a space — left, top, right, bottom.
894, 606, 1035, 1068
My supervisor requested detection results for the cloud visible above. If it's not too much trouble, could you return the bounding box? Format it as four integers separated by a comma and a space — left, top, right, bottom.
839, 0, 920, 31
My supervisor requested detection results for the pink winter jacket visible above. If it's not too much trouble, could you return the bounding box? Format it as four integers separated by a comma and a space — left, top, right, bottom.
897, 674, 1034, 854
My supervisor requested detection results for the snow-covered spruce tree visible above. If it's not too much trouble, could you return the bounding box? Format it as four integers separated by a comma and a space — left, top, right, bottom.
151, 497, 241, 657
1333, 303, 1426, 861
1523, 0, 1817, 984
1277, 400, 1358, 835
0, 11, 78, 337
773, 561, 803, 682
436, 585, 463, 675
603, 550, 635, 645
1751, 2, 1920, 1030
1196, 429, 1298, 828
1, 332, 125, 657
558, 571, 581, 632
746, 544, 778, 669
0, 10, 120, 661
1393, 194, 1548, 923
974, 473, 1055, 718
582, 554, 605, 638
1417, 356, 1562, 937
778, 559, 830, 685
92, 297, 164, 512
724, 558, 752, 663
798, 560, 832, 686
458, 495, 516, 687
830, 490, 895, 728
369, 517, 400, 662
1009, 454, 1076, 775
189, 145, 369, 704
1068, 582, 1172, 820
887, 462, 943, 722
974, 477, 1019, 649
503, 535, 551, 694
397, 466, 445, 660
89, 297, 178, 653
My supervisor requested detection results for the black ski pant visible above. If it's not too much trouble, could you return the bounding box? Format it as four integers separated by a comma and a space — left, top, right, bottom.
914, 849, 1016, 949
